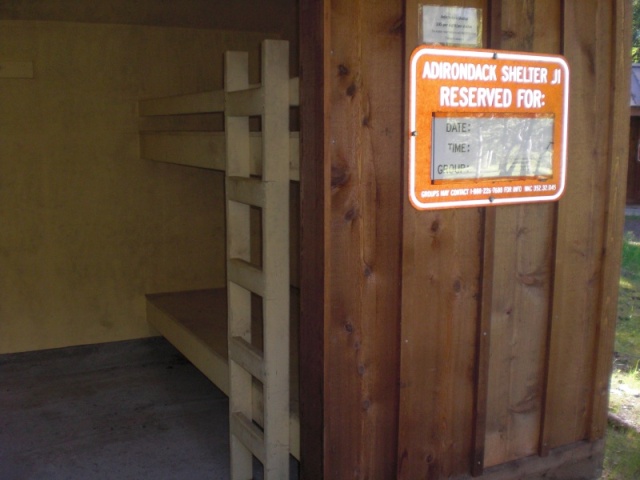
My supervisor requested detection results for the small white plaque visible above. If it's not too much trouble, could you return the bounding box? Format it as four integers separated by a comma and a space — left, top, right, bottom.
420, 5, 482, 47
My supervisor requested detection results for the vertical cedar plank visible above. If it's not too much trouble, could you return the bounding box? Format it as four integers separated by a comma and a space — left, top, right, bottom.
541, 0, 614, 450
483, 0, 561, 468
588, 0, 631, 441
325, 0, 404, 478
398, 2, 484, 478
299, 1, 329, 478
471, 3, 494, 476
357, 2, 405, 475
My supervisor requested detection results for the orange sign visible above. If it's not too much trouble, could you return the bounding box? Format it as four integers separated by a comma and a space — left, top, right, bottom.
408, 46, 569, 210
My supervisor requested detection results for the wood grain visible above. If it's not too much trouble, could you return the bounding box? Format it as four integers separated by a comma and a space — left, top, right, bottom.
398, 1, 485, 478
324, 1, 404, 478
541, 0, 618, 451
587, 0, 631, 441
482, 0, 561, 468
299, 1, 329, 478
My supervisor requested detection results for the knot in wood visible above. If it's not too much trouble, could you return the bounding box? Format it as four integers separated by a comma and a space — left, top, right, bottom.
344, 207, 357, 222
389, 17, 404, 36
331, 165, 349, 189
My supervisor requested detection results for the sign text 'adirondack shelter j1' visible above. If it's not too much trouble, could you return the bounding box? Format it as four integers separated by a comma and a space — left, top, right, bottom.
408, 46, 569, 210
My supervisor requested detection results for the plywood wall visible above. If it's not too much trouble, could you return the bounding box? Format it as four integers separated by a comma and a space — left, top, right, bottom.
0, 0, 299, 75
0, 21, 272, 354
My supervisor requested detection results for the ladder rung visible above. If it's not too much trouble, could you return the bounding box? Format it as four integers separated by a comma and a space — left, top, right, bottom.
229, 336, 265, 383
226, 176, 266, 208
226, 86, 264, 117
230, 411, 265, 463
228, 259, 265, 296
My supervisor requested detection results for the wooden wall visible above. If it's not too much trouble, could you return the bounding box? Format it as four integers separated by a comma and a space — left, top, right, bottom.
0, 0, 297, 37
299, 0, 630, 478
0, 0, 299, 74
0, 20, 274, 354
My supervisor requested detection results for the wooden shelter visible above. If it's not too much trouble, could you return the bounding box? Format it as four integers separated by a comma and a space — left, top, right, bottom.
0, 0, 631, 479
299, 0, 630, 478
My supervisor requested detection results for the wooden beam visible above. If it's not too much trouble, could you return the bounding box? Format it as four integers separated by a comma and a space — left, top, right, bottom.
324, 1, 404, 478
541, 0, 627, 452
299, 1, 330, 478
482, 0, 561, 469
587, 0, 632, 441
300, 0, 404, 478
452, 440, 605, 480
140, 131, 300, 181
398, 2, 485, 478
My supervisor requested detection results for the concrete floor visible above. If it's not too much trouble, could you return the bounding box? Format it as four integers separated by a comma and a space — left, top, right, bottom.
0, 337, 299, 479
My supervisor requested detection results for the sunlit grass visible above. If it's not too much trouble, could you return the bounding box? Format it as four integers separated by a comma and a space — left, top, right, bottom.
621, 232, 640, 278
616, 227, 640, 368
603, 220, 640, 479
603, 427, 640, 479
609, 368, 640, 426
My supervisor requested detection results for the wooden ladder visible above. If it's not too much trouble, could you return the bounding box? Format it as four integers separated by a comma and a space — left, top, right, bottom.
225, 40, 291, 479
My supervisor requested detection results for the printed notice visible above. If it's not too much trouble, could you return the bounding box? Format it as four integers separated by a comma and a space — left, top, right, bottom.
420, 6, 482, 47
431, 116, 554, 181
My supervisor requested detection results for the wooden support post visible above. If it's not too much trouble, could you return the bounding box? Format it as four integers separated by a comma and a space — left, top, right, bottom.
300, 0, 404, 478
226, 40, 291, 480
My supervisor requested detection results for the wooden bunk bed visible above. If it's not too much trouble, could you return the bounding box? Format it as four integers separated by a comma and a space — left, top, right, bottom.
139, 40, 299, 478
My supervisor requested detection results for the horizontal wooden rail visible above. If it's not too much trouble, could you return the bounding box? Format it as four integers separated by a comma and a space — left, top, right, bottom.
230, 411, 266, 463
229, 336, 266, 382
139, 77, 299, 117
228, 259, 266, 296
226, 86, 264, 117
227, 176, 267, 208
140, 131, 300, 181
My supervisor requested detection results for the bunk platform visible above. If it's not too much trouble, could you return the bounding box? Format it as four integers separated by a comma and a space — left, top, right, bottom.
138, 76, 300, 180
146, 288, 300, 460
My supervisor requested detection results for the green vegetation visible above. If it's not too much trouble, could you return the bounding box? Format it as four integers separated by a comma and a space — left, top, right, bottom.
603, 223, 640, 479
603, 427, 640, 480
620, 232, 640, 276
616, 233, 640, 369
633, 0, 640, 63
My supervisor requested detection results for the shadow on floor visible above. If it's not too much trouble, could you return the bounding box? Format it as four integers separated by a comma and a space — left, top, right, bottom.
0, 337, 298, 480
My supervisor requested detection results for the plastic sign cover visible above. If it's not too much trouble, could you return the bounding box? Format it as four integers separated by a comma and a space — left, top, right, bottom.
408, 46, 569, 210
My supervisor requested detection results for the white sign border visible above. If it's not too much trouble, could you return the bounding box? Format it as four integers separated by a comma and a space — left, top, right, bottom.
408, 47, 570, 210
